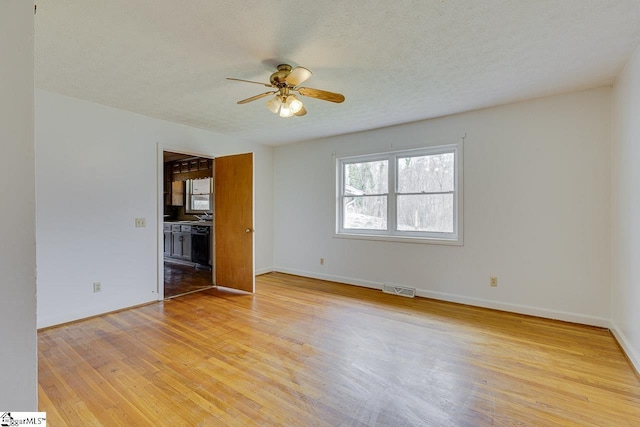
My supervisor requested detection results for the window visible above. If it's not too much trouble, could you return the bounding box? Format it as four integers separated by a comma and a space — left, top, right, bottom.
185, 178, 212, 213
337, 143, 462, 244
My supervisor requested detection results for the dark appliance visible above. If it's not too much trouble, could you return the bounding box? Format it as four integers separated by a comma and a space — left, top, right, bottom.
191, 225, 211, 267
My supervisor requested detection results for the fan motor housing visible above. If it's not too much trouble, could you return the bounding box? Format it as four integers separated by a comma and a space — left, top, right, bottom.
270, 64, 292, 87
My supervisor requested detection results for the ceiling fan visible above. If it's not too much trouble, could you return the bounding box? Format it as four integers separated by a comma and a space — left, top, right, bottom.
227, 64, 345, 118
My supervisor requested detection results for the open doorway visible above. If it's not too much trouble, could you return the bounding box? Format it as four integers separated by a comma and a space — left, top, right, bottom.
158, 148, 256, 299
162, 150, 215, 298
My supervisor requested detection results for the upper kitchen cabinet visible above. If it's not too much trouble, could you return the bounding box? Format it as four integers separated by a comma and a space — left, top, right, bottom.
171, 158, 212, 181
171, 181, 184, 206
164, 155, 213, 208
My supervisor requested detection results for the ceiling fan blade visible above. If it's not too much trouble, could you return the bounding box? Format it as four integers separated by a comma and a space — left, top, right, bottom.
227, 77, 273, 88
294, 105, 307, 116
237, 91, 277, 104
285, 67, 312, 86
297, 87, 345, 103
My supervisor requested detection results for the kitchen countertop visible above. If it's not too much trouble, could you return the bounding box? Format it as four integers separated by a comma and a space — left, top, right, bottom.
165, 220, 213, 226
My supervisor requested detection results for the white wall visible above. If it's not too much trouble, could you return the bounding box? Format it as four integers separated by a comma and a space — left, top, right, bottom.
611, 41, 640, 371
0, 0, 38, 410
35, 90, 273, 328
274, 88, 611, 326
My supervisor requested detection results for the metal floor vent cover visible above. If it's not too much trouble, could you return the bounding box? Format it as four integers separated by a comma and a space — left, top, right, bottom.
382, 284, 416, 298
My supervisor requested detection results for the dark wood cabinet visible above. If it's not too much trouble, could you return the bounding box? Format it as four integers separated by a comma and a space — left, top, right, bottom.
171, 181, 184, 206
165, 157, 212, 207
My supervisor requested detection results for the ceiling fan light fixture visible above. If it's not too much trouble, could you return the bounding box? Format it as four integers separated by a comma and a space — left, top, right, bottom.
286, 94, 304, 114
279, 100, 294, 118
228, 64, 344, 117
266, 96, 281, 114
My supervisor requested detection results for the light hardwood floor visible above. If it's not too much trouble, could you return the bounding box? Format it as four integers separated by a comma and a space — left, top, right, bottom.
39, 273, 640, 426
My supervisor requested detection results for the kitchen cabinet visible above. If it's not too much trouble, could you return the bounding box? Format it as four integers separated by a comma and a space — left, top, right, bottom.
171, 224, 192, 261
163, 163, 172, 207
171, 181, 184, 206
164, 222, 212, 265
169, 159, 212, 182
163, 224, 172, 257
164, 158, 213, 209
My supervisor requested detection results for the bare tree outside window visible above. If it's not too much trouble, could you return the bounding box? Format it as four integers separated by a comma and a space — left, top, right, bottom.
397, 153, 454, 232
343, 160, 388, 230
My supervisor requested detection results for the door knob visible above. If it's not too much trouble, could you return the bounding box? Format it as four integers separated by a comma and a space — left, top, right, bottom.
245, 228, 254, 233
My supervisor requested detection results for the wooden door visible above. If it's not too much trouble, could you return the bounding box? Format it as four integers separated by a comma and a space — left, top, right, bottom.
214, 152, 254, 292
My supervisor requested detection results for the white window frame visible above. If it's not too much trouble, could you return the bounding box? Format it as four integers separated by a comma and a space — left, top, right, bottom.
185, 178, 213, 214
336, 142, 463, 245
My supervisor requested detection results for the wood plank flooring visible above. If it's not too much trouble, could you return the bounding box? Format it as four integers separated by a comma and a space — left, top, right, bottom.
38, 273, 640, 426
164, 261, 212, 298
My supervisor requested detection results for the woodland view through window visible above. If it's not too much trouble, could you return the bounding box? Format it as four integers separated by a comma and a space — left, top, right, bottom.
337, 143, 462, 243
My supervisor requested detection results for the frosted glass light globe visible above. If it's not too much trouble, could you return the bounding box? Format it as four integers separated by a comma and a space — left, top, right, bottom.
279, 103, 294, 118
266, 96, 281, 114
287, 95, 304, 114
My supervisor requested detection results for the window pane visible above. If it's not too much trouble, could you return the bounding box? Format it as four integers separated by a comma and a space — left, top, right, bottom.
344, 160, 388, 195
343, 196, 387, 230
397, 153, 454, 193
191, 178, 211, 195
397, 194, 453, 233
191, 195, 210, 211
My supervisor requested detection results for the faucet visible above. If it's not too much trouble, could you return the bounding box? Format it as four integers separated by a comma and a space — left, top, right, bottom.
195, 213, 212, 222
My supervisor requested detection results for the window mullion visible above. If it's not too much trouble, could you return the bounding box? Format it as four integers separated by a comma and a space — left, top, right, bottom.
338, 161, 345, 232
388, 154, 397, 233
344, 193, 388, 197
397, 190, 455, 196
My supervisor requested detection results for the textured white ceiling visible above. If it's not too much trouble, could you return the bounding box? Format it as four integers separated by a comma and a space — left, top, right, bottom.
34, 0, 640, 146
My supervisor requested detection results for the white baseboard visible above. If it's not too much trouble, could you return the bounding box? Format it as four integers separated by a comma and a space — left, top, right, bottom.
609, 322, 640, 375
271, 267, 610, 328
273, 267, 383, 291
255, 266, 274, 276
416, 288, 610, 328
37, 296, 157, 330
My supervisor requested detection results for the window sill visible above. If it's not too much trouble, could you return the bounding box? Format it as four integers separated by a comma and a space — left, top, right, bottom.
334, 232, 463, 246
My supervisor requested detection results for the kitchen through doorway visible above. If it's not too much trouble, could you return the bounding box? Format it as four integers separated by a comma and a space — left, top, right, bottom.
162, 150, 215, 298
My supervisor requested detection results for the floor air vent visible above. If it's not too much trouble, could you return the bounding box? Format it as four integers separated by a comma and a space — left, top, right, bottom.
382, 284, 416, 298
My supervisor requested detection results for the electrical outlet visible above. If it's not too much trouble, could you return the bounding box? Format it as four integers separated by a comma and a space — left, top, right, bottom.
490, 276, 498, 287
135, 217, 146, 228
320, 258, 325, 265
93, 282, 102, 293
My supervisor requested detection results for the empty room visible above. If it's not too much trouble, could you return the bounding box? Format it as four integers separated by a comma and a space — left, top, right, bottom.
2, 0, 640, 425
